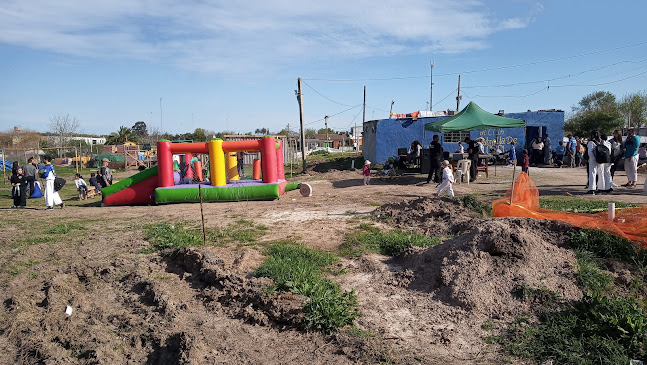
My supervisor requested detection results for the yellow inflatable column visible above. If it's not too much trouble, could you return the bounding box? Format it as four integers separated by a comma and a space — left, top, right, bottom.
226, 152, 239, 181
208, 138, 227, 186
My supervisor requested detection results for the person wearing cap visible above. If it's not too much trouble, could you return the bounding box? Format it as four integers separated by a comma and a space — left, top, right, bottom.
434, 160, 455, 197
362, 160, 371, 185
566, 134, 577, 167
100, 158, 113, 186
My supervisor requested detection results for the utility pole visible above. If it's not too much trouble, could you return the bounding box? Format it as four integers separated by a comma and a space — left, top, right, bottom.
430, 59, 435, 111
324, 115, 330, 145
456, 75, 462, 112
389, 100, 395, 118
361, 85, 366, 152
296, 78, 306, 172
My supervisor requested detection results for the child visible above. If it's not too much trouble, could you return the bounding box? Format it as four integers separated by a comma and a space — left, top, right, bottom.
509, 141, 517, 166
74, 173, 88, 200
435, 160, 455, 197
555, 141, 565, 167
521, 149, 530, 175
89, 172, 101, 191
10, 167, 27, 208
362, 160, 371, 185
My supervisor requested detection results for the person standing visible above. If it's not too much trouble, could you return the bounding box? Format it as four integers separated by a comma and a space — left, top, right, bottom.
426, 134, 443, 184
100, 158, 113, 186
509, 141, 517, 166
587, 130, 605, 195
236, 151, 246, 178
521, 150, 530, 175
610, 129, 623, 184
531, 136, 544, 166
600, 134, 613, 192
40, 155, 63, 209
362, 160, 371, 185
624, 128, 640, 188
10, 167, 27, 208
543, 134, 551, 165
465, 137, 479, 182
566, 134, 577, 167
22, 157, 38, 197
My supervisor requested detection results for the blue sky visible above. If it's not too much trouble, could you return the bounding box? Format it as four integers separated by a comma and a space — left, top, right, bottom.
1, 0, 646, 136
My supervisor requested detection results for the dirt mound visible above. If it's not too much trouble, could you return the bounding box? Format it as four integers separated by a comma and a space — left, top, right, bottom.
399, 217, 581, 316
375, 196, 482, 236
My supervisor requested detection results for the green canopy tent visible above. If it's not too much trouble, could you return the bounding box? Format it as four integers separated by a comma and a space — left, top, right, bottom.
424, 101, 525, 132
424, 101, 526, 177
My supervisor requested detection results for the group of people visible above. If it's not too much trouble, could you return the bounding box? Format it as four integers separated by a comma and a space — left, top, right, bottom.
7, 156, 114, 209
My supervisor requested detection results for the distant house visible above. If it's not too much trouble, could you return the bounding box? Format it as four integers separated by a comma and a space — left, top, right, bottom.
363, 109, 565, 164
307, 133, 348, 149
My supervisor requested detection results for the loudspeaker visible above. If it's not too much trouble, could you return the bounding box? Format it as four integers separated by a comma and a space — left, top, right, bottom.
421, 149, 431, 174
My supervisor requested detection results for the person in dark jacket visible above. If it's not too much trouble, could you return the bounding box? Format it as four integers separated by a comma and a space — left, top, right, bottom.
426, 134, 444, 184
465, 137, 479, 182
22, 157, 38, 197
10, 167, 27, 208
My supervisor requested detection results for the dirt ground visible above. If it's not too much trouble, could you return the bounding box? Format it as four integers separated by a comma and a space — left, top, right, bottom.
0, 164, 646, 364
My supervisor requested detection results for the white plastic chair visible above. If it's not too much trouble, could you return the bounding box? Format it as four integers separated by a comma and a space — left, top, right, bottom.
456, 159, 471, 185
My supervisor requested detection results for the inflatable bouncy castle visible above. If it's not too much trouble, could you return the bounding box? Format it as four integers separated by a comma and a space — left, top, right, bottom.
101, 137, 299, 206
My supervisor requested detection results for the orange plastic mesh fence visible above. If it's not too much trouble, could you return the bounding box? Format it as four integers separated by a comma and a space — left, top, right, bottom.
492, 172, 647, 245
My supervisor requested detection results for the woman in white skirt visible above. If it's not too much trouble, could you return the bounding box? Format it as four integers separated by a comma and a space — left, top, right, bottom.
40, 155, 64, 209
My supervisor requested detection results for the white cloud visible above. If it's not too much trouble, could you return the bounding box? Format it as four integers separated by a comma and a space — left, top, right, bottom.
0, 0, 536, 74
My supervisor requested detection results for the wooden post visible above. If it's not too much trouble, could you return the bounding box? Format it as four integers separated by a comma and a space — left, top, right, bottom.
509, 161, 517, 206
198, 184, 207, 246
1, 149, 5, 185
297, 77, 306, 172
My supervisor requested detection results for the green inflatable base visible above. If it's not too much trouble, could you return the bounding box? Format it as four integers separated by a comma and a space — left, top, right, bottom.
155, 182, 299, 204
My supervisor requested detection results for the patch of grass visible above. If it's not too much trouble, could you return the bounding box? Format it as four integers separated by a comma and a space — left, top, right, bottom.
575, 250, 613, 293
458, 195, 491, 215
481, 319, 494, 331
144, 222, 206, 250
215, 219, 268, 243
340, 224, 443, 257
511, 284, 561, 307
540, 197, 636, 213
7, 259, 40, 276
568, 229, 647, 267
498, 293, 647, 364
255, 242, 359, 333
345, 326, 376, 339
47, 223, 87, 234
9, 236, 56, 249
368, 202, 381, 207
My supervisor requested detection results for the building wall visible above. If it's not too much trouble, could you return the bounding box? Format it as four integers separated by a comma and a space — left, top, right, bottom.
362, 121, 378, 163
367, 111, 564, 164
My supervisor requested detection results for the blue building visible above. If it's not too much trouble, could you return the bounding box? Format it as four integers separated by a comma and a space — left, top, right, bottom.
362, 109, 564, 164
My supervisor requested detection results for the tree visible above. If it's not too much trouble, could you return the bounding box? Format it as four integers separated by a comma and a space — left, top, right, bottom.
305, 128, 317, 138
317, 127, 335, 135
131, 121, 148, 137
254, 127, 270, 135
49, 113, 79, 148
565, 91, 623, 136
618, 91, 647, 128
105, 126, 140, 145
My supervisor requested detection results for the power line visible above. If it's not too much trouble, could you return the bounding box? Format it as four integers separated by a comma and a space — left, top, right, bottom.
303, 104, 363, 126
433, 88, 458, 107
303, 41, 647, 82
302, 80, 355, 107
461, 60, 647, 89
